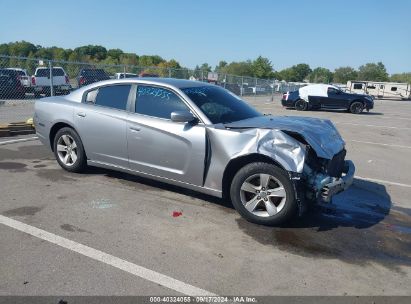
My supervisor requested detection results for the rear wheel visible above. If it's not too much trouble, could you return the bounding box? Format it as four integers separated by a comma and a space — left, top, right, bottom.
350, 101, 364, 114
53, 127, 87, 173
230, 162, 297, 226
295, 99, 308, 111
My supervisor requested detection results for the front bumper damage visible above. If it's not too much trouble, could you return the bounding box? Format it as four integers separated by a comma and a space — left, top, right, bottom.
320, 160, 355, 202
301, 159, 355, 206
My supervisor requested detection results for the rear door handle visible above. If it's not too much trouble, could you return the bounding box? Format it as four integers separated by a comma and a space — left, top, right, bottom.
77, 112, 86, 117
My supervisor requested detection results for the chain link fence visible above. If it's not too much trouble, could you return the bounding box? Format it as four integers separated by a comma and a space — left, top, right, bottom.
0, 54, 306, 124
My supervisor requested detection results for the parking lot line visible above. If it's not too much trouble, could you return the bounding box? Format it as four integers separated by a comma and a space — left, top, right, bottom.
350, 140, 411, 149
355, 176, 411, 188
335, 122, 411, 130
0, 215, 217, 296
0, 136, 38, 146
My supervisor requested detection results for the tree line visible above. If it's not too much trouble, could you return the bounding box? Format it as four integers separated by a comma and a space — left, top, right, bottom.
1, 41, 409, 84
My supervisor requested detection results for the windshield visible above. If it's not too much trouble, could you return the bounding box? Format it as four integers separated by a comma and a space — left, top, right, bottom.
181, 86, 261, 124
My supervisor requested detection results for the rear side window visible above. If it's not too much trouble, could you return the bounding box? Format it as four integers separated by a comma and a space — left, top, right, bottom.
135, 86, 188, 119
93, 85, 131, 110
353, 83, 363, 90
391, 87, 397, 91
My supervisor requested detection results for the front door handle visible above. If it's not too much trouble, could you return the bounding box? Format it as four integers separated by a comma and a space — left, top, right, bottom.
129, 126, 141, 132
77, 112, 86, 117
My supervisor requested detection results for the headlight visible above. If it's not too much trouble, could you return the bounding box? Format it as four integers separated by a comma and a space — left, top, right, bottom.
365, 96, 373, 101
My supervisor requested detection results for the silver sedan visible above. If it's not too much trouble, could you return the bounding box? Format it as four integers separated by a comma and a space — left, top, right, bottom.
34, 78, 355, 226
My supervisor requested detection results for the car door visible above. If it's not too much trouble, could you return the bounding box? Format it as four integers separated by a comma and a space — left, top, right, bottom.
74, 84, 132, 168
322, 87, 341, 108
127, 85, 206, 186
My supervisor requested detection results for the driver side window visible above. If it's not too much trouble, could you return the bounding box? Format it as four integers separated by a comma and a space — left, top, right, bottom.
327, 87, 339, 95
135, 85, 189, 119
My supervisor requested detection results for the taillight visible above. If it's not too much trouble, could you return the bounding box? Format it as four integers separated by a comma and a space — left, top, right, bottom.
65, 75, 69, 84
79, 76, 85, 85
31, 76, 36, 85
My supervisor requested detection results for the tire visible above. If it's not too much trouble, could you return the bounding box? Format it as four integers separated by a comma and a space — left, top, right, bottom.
294, 99, 308, 111
53, 127, 87, 173
350, 101, 364, 114
230, 162, 297, 226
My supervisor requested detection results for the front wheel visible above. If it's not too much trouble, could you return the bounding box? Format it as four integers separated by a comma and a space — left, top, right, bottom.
230, 162, 297, 226
53, 127, 87, 173
295, 99, 308, 111
350, 101, 364, 114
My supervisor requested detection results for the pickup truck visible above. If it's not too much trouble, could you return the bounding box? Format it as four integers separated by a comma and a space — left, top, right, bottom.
32, 67, 71, 98
6, 68, 32, 93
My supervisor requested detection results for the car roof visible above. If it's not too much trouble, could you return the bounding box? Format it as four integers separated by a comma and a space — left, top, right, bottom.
67, 78, 214, 102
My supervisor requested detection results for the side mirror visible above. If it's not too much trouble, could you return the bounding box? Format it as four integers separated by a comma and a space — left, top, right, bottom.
170, 110, 196, 123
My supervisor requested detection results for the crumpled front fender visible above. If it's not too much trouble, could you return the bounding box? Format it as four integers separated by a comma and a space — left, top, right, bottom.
203, 127, 306, 192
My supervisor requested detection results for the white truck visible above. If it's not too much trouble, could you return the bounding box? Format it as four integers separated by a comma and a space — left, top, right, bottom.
32, 67, 71, 98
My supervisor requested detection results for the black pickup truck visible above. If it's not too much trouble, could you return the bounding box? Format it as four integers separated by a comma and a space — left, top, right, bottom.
282, 84, 374, 114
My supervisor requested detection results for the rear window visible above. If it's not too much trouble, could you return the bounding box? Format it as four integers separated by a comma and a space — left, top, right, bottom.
36, 68, 65, 77
0, 69, 16, 77
353, 83, 363, 90
13, 70, 26, 76
94, 85, 131, 110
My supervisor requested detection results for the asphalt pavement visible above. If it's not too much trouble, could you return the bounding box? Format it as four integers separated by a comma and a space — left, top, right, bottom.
0, 95, 410, 296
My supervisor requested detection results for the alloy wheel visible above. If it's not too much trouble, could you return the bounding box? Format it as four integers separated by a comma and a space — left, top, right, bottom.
240, 173, 287, 217
56, 134, 78, 166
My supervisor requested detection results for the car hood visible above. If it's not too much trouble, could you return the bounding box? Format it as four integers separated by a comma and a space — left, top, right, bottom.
224, 115, 345, 159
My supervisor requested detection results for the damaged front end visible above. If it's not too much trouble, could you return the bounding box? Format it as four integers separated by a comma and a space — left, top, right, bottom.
219, 115, 356, 214
302, 147, 355, 204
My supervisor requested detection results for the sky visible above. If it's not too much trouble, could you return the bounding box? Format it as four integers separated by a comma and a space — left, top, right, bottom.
0, 0, 410, 74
